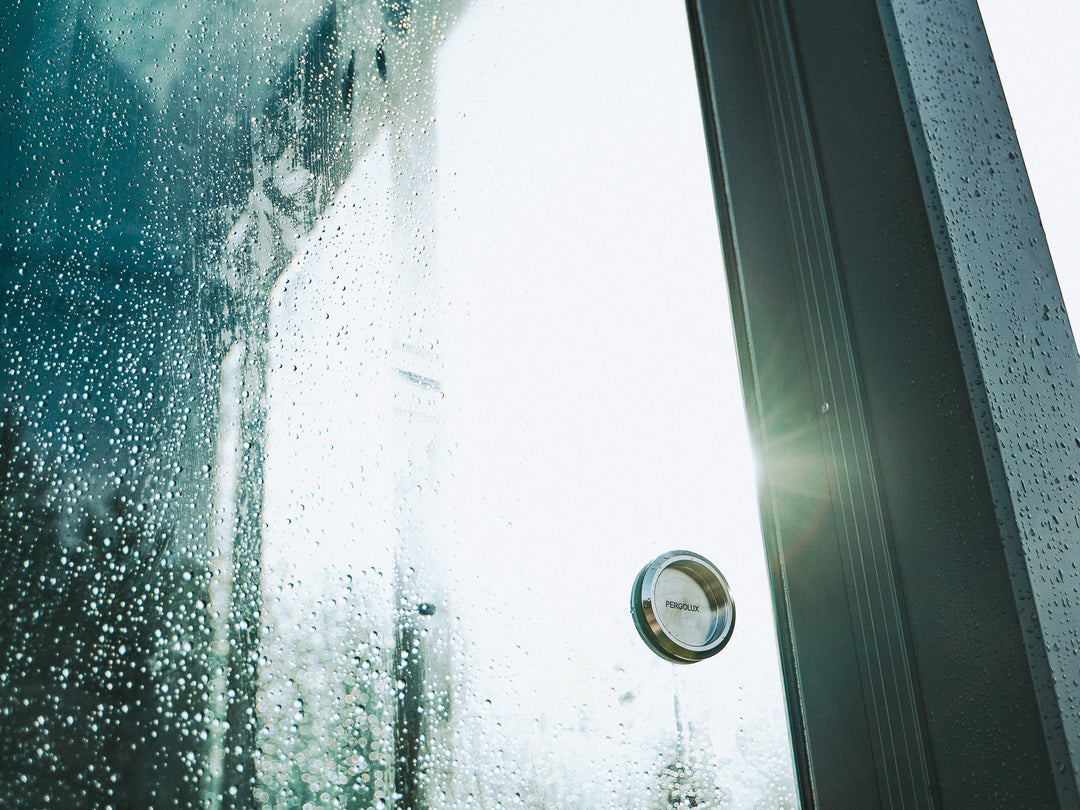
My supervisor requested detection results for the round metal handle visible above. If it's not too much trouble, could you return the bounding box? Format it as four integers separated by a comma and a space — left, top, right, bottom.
631, 550, 735, 664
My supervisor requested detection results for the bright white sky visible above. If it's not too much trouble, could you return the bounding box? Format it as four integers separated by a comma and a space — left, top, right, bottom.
261, 1, 794, 804
979, 0, 1080, 314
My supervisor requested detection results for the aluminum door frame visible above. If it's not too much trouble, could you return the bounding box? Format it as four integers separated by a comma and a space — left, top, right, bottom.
685, 0, 1080, 807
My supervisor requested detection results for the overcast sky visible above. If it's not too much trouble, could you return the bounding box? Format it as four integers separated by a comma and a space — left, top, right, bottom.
979, 0, 1080, 316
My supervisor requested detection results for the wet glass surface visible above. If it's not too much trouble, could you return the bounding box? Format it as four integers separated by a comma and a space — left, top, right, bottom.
0, 1, 798, 807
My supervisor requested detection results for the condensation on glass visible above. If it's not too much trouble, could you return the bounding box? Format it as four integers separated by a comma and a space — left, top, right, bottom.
0, 1, 799, 808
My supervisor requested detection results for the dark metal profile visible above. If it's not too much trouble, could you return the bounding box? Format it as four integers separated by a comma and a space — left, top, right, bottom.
685, 0, 1080, 807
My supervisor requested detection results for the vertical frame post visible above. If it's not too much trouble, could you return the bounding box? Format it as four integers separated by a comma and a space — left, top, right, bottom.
686, 0, 1080, 806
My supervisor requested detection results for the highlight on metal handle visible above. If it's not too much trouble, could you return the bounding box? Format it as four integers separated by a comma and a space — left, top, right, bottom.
631, 550, 735, 664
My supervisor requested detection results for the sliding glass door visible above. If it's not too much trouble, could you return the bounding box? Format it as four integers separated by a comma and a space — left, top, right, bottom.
0, 1, 797, 807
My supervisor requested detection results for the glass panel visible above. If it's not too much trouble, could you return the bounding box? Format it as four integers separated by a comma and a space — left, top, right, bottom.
0, 1, 799, 808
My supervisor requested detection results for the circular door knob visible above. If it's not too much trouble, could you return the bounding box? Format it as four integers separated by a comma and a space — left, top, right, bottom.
631, 550, 735, 663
